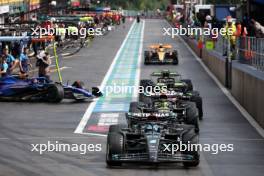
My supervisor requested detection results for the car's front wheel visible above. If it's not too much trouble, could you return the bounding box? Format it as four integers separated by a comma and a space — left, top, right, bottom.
182, 129, 200, 167
106, 129, 124, 167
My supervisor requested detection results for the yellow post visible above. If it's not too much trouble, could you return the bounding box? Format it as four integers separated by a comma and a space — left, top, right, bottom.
53, 42, 63, 83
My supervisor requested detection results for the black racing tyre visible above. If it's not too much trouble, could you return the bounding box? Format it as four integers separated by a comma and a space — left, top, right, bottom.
190, 95, 203, 120
139, 80, 155, 102
189, 90, 200, 97
144, 57, 150, 65
181, 79, 193, 91
139, 95, 152, 105
182, 127, 198, 143
144, 51, 151, 65
140, 79, 155, 88
129, 102, 141, 113
106, 131, 124, 167
183, 158, 200, 167
173, 57, 179, 65
185, 102, 199, 133
108, 124, 127, 133
47, 83, 64, 103
144, 51, 150, 57
172, 50, 179, 65
182, 129, 200, 167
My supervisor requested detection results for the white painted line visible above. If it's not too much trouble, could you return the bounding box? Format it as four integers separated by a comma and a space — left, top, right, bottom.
81, 132, 107, 137
62, 53, 70, 56
133, 20, 145, 101
199, 137, 264, 141
50, 66, 71, 73
74, 20, 137, 134
178, 35, 264, 138
100, 113, 120, 118
0, 136, 104, 140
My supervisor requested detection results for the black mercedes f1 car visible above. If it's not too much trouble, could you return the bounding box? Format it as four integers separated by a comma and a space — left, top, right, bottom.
106, 112, 199, 167
139, 70, 203, 120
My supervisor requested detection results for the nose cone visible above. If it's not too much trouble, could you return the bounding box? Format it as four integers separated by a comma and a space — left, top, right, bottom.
146, 135, 160, 162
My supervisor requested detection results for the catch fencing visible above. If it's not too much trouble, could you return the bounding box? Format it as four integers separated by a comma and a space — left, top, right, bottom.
191, 31, 264, 71
236, 37, 264, 71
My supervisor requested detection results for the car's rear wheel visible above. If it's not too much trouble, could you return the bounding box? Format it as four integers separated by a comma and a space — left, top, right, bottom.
181, 79, 193, 91
185, 102, 199, 133
129, 102, 141, 113
47, 83, 64, 103
139, 80, 155, 102
172, 50, 179, 65
144, 51, 151, 65
191, 95, 203, 120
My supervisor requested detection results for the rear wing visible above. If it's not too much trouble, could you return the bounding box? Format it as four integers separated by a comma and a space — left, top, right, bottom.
149, 44, 172, 49
146, 91, 184, 99
126, 112, 177, 122
151, 70, 181, 77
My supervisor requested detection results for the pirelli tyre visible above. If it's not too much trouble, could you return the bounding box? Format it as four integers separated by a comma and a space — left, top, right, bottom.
108, 124, 127, 133
172, 50, 179, 65
144, 51, 151, 65
47, 83, 64, 103
185, 101, 199, 133
140, 79, 155, 88
182, 128, 200, 167
139, 79, 155, 102
106, 125, 125, 167
180, 79, 193, 91
129, 102, 141, 113
190, 93, 203, 120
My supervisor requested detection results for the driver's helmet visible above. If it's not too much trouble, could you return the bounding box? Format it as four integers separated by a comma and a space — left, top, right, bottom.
159, 43, 163, 48
160, 94, 168, 101
158, 94, 170, 110
153, 124, 160, 133
162, 70, 170, 77
145, 124, 153, 133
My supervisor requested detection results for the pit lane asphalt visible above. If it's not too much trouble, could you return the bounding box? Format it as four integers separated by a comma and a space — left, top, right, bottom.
0, 19, 264, 176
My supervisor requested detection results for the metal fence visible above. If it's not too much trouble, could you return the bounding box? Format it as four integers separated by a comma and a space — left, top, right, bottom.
236, 37, 264, 71
190, 32, 264, 71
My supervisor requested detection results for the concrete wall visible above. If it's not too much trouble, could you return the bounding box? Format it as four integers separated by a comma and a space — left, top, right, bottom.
184, 38, 226, 85
184, 37, 264, 128
231, 64, 264, 128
